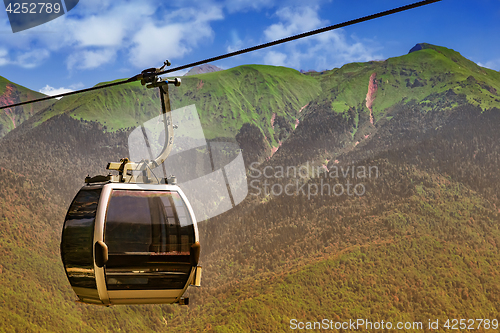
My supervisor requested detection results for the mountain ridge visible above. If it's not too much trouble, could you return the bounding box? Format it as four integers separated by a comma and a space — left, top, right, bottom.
184, 64, 223, 76
3, 43, 499, 145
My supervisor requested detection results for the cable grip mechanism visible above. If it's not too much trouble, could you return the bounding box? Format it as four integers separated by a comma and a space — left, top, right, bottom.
105, 61, 182, 184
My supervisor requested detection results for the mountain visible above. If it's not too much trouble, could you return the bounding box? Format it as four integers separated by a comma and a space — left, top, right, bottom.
12, 43, 500, 157
184, 64, 223, 76
0, 76, 55, 138
271, 43, 500, 165
1, 44, 500, 332
14, 65, 320, 147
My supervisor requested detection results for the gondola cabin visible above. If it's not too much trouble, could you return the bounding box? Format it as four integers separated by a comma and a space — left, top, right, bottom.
61, 182, 201, 305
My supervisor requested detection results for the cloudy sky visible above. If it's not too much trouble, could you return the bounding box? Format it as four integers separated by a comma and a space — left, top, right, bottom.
0, 0, 499, 97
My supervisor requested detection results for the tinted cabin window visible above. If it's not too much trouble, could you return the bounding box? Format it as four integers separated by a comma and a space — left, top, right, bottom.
104, 193, 152, 252
104, 190, 195, 290
61, 188, 101, 289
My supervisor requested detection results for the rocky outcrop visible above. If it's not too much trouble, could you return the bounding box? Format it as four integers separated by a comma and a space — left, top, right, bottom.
185, 64, 223, 76
270, 113, 276, 129
408, 43, 424, 53
365, 73, 377, 125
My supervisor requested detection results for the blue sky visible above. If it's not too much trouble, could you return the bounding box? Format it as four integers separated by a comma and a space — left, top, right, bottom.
0, 0, 499, 98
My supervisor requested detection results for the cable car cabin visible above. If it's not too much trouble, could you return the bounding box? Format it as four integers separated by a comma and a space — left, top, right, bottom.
60, 182, 201, 306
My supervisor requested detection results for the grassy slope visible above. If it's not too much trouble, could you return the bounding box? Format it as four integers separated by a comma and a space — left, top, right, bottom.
19, 44, 499, 144
170, 65, 320, 143
30, 65, 321, 145
31, 80, 159, 132
313, 44, 500, 121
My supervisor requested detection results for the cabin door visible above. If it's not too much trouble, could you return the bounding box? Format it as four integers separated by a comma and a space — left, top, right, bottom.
103, 190, 194, 293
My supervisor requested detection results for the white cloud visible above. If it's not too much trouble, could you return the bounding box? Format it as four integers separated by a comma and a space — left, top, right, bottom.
262, 6, 382, 71
65, 2, 157, 48
15, 49, 50, 68
39, 82, 84, 99
129, 23, 188, 68
0, 48, 51, 68
0, 1, 223, 71
478, 59, 500, 71
0, 0, 378, 74
39, 85, 73, 98
227, 29, 244, 53
264, 6, 324, 41
0, 48, 9, 66
71, 16, 126, 47
224, 0, 273, 13
66, 49, 116, 70
264, 51, 287, 66
128, 6, 223, 68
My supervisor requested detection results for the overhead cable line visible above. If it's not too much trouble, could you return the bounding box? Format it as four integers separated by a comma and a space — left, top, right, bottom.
0, 0, 442, 110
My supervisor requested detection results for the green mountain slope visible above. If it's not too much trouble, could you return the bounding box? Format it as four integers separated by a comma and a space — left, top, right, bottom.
24, 65, 320, 146
0, 76, 55, 138
269, 44, 500, 176
310, 43, 500, 119
9, 44, 499, 150
169, 65, 320, 143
